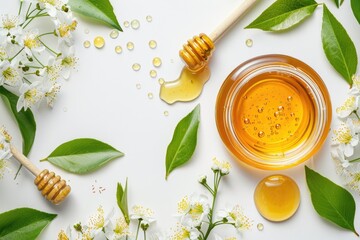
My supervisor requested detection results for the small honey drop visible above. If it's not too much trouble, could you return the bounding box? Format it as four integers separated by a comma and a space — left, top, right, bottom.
132, 63, 141, 71
124, 21, 130, 28
136, 83, 141, 89
258, 107, 263, 113
158, 78, 165, 85
115, 45, 122, 54
148, 92, 153, 99
278, 106, 284, 111
131, 19, 140, 29
149, 40, 157, 49
246, 39, 253, 47
127, 42, 134, 50
152, 57, 162, 67
275, 123, 281, 129
244, 118, 250, 124
150, 70, 157, 78
287, 96, 293, 102
110, 30, 119, 39
254, 175, 300, 222
146, 15, 153, 22
94, 36, 105, 49
274, 111, 280, 117
257, 223, 264, 231
258, 131, 265, 138
164, 110, 169, 116
83, 40, 91, 48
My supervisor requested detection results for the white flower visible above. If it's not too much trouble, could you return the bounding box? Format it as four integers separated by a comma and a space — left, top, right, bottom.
343, 163, 360, 193
42, 56, 63, 82
86, 206, 114, 238
59, 44, 76, 79
57, 226, 75, 240
336, 95, 360, 118
0, 60, 22, 86
0, 46, 8, 60
104, 216, 130, 240
349, 75, 360, 95
177, 194, 210, 227
38, 0, 68, 17
130, 205, 155, 226
54, 11, 77, 45
0, 14, 23, 39
43, 81, 61, 108
169, 223, 200, 240
16, 81, 44, 111
331, 147, 349, 168
332, 118, 360, 157
20, 29, 45, 56
217, 205, 252, 232
211, 157, 231, 175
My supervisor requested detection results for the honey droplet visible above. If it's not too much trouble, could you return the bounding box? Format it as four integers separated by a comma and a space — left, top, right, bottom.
164, 110, 169, 116
290, 112, 295, 117
275, 123, 281, 129
146, 15, 153, 22
287, 96, 293, 102
158, 78, 165, 85
246, 39, 253, 47
131, 19, 140, 29
257, 223, 264, 231
149, 40, 157, 49
136, 83, 141, 89
132, 63, 141, 71
150, 70, 157, 78
152, 57, 162, 67
258, 131, 265, 138
258, 107, 263, 113
124, 21, 130, 28
295, 117, 300, 122
244, 118, 250, 124
83, 40, 91, 48
94, 36, 105, 49
278, 106, 284, 111
110, 30, 119, 39
274, 111, 280, 117
254, 175, 300, 222
127, 42, 134, 50
148, 92, 153, 99
115, 45, 122, 54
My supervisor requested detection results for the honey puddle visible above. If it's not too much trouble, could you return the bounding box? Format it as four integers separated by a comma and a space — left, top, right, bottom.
160, 66, 210, 104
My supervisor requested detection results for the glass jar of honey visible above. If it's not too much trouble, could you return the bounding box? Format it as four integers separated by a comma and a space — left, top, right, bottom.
216, 54, 332, 170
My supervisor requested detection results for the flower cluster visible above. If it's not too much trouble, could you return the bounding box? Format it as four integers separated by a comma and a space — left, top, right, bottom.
170, 158, 252, 240
58, 205, 156, 240
0, 126, 12, 178
0, 0, 77, 111
332, 75, 360, 193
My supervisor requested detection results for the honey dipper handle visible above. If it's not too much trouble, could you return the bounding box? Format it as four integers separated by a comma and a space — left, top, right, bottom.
10, 145, 41, 176
209, 0, 258, 43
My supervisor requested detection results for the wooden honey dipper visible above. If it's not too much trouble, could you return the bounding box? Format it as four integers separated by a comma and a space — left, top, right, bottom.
179, 0, 258, 72
10, 145, 71, 205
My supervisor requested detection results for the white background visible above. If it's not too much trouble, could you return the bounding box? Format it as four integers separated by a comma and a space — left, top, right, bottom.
1, 0, 360, 239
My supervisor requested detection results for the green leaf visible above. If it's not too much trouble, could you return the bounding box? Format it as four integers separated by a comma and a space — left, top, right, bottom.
333, 0, 344, 8
351, 0, 360, 24
165, 104, 200, 179
68, 0, 122, 31
42, 138, 124, 174
117, 179, 130, 224
322, 5, 358, 85
245, 0, 318, 31
0, 207, 56, 240
305, 166, 359, 236
0, 87, 36, 156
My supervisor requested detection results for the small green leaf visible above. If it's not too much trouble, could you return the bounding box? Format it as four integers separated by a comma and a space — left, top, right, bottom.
333, 0, 345, 8
0, 207, 56, 240
351, 0, 360, 24
245, 0, 318, 31
305, 166, 359, 236
68, 0, 122, 31
165, 104, 200, 179
0, 87, 36, 156
322, 5, 358, 85
42, 138, 124, 174
117, 179, 130, 224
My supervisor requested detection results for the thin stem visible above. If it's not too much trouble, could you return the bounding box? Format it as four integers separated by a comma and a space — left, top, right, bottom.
32, 54, 44, 67
353, 110, 360, 120
23, 76, 32, 84
18, 1, 23, 15
25, 65, 42, 69
135, 220, 142, 240
23, 10, 44, 28
25, 3, 33, 18
9, 47, 24, 62
143, 230, 146, 240
37, 38, 59, 56
349, 157, 360, 163
14, 164, 23, 180
37, 31, 54, 38
201, 182, 215, 195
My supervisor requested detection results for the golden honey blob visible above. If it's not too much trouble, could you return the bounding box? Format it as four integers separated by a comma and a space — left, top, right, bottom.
83, 40, 91, 48
110, 30, 119, 39
127, 42, 134, 50
146, 15, 153, 22
131, 19, 140, 29
132, 63, 141, 71
152, 57, 162, 67
124, 21, 130, 28
115, 45, 122, 54
150, 70, 157, 78
149, 40, 157, 49
246, 39, 253, 47
254, 175, 300, 222
94, 36, 105, 49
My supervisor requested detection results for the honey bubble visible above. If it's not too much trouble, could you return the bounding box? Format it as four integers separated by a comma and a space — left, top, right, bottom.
94, 36, 105, 49
149, 40, 157, 49
131, 19, 140, 29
